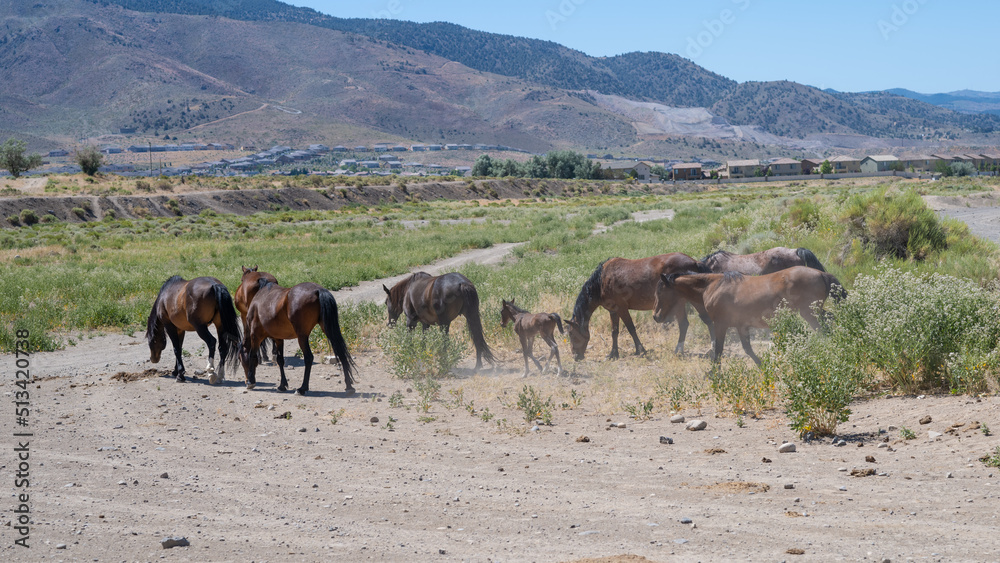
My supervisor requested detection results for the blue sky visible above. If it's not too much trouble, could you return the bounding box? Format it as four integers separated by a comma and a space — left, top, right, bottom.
286, 0, 1000, 93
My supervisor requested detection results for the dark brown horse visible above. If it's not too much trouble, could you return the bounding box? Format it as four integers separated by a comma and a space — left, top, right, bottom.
565, 254, 712, 361
699, 247, 826, 275
653, 266, 846, 365
383, 272, 496, 371
239, 272, 356, 395
235, 265, 278, 361
146, 276, 242, 383
500, 299, 564, 377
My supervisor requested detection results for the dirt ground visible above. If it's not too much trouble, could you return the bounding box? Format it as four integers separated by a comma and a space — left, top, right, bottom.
3, 193, 1000, 562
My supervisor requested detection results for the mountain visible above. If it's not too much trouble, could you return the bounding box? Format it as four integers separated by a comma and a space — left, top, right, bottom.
886, 89, 1000, 115
2, 0, 998, 153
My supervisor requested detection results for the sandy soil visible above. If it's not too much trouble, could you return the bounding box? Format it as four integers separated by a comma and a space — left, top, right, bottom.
3, 204, 1000, 562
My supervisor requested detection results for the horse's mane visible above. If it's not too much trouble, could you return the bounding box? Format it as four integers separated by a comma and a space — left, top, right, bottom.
572, 259, 607, 322
146, 275, 184, 344
701, 249, 732, 262
503, 300, 529, 315
722, 271, 745, 283
256, 277, 279, 291
388, 272, 427, 308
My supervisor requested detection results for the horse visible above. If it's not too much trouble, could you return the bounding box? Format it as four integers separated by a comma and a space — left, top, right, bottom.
146, 276, 242, 383
652, 266, 846, 366
239, 275, 356, 396
235, 265, 278, 361
698, 247, 826, 275
500, 298, 564, 377
565, 254, 713, 361
383, 271, 496, 372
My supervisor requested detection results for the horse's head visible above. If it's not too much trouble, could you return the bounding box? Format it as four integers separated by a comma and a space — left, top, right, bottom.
384, 283, 403, 326
146, 305, 166, 363
652, 273, 681, 323
238, 337, 257, 388
238, 266, 276, 311
500, 299, 515, 327
565, 316, 590, 361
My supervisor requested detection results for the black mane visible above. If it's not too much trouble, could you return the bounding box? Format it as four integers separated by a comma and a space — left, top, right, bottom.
146, 275, 184, 344
722, 271, 745, 283
572, 259, 607, 322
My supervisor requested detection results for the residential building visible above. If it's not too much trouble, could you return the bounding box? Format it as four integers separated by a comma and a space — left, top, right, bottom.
671, 163, 703, 181
600, 161, 653, 182
801, 158, 823, 174
726, 159, 762, 179
903, 155, 941, 172
860, 155, 899, 173
829, 155, 861, 174
769, 158, 801, 176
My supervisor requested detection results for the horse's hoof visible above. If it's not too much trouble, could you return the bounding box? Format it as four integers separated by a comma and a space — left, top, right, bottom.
295, 388, 308, 396
246, 382, 255, 390
344, 387, 356, 395
175, 376, 186, 383
277, 386, 287, 392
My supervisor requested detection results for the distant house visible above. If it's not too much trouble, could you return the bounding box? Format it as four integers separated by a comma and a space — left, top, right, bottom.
391, 145, 408, 152
427, 144, 443, 151
960, 154, 985, 168
387, 161, 402, 169
411, 144, 426, 151
860, 155, 899, 173
378, 154, 398, 161
445, 144, 460, 151
671, 163, 703, 181
330, 145, 348, 153
354, 146, 368, 152
980, 153, 1000, 168
726, 159, 762, 179
601, 161, 653, 182
829, 155, 861, 174
48, 149, 69, 157
359, 161, 381, 169
903, 155, 941, 172
101, 146, 123, 154
768, 158, 801, 177
801, 158, 823, 174
309, 144, 330, 154
372, 144, 389, 152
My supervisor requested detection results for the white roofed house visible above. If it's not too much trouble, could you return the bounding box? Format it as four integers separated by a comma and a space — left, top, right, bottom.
860, 155, 900, 173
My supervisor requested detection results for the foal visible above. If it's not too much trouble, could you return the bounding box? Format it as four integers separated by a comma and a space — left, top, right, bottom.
500, 299, 564, 377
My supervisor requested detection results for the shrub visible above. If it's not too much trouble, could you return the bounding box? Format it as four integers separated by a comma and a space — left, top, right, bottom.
71, 207, 87, 219
19, 209, 38, 225
7, 215, 20, 226
842, 188, 945, 260
75, 145, 103, 176
378, 323, 468, 379
135, 180, 152, 192
165, 199, 181, 215
786, 198, 820, 229
516, 385, 553, 425
156, 179, 173, 191
950, 162, 976, 177
39, 213, 58, 224
711, 359, 778, 418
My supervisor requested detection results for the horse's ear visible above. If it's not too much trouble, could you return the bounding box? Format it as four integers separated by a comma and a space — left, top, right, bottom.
660, 273, 671, 285
383, 284, 390, 295
252, 264, 258, 271
242, 265, 250, 274
566, 319, 579, 330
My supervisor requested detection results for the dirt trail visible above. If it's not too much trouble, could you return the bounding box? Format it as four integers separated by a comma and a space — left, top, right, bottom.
925, 192, 1000, 244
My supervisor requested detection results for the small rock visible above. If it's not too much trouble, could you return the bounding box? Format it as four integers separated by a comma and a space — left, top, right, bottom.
193, 369, 205, 376
919, 415, 932, 425
674, 538, 688, 544
298, 427, 307, 432
877, 443, 888, 449
947, 472, 954, 478
670, 415, 685, 423
838, 486, 847, 491
55, 544, 67, 549
369, 417, 379, 424
322, 355, 338, 365
784, 484, 795, 489
159, 472, 169, 479
850, 468, 876, 477
659, 436, 673, 445
679, 517, 692, 524
928, 431, 943, 440
761, 457, 772, 463
161, 536, 190, 549
576, 436, 590, 443
686, 420, 707, 431
531, 425, 540, 432
778, 442, 796, 453
866, 455, 876, 463
438, 549, 447, 555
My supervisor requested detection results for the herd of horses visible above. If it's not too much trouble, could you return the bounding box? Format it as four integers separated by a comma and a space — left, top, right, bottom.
145, 246, 844, 394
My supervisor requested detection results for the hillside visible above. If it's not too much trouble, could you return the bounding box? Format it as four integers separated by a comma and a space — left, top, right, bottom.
887, 88, 1000, 116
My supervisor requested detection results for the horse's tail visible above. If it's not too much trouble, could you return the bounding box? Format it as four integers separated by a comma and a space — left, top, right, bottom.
824, 273, 848, 303
318, 290, 357, 389
212, 282, 243, 372
460, 283, 496, 366
551, 313, 565, 335
796, 247, 827, 272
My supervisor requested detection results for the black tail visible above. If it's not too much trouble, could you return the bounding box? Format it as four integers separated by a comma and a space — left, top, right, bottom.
551, 313, 565, 334
212, 283, 243, 371
460, 283, 496, 366
797, 247, 827, 272
318, 290, 357, 388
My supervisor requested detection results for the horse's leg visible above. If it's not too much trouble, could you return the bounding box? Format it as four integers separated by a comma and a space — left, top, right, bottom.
295, 335, 313, 396
542, 330, 560, 376
274, 340, 288, 392
194, 324, 217, 376
671, 301, 690, 355
521, 333, 542, 376
166, 327, 186, 382
800, 305, 823, 330
607, 311, 621, 360
737, 327, 762, 366
710, 323, 728, 364
619, 309, 646, 357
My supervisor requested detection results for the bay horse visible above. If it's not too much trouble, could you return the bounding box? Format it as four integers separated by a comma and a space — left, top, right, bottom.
565, 254, 713, 361
500, 299, 564, 377
146, 276, 242, 383
383, 272, 496, 371
239, 273, 356, 395
653, 266, 846, 366
235, 265, 278, 361
699, 247, 826, 275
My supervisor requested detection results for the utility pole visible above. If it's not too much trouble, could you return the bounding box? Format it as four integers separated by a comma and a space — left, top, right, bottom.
148, 141, 153, 177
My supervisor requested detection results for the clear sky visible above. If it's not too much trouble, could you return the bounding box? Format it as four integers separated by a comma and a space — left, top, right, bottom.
285, 0, 1000, 93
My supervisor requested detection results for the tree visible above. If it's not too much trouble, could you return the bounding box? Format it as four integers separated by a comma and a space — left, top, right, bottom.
1, 138, 43, 179
471, 154, 494, 177
75, 145, 104, 176
819, 160, 833, 175
935, 159, 953, 176
950, 162, 976, 177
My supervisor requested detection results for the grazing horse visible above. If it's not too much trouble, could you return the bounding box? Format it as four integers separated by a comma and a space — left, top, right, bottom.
699, 247, 826, 275
235, 265, 278, 361
652, 266, 846, 366
383, 272, 496, 371
565, 254, 713, 361
240, 276, 356, 395
500, 299, 564, 377
146, 276, 242, 383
